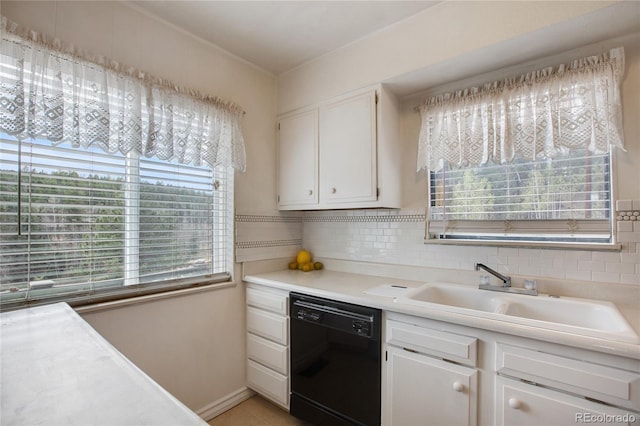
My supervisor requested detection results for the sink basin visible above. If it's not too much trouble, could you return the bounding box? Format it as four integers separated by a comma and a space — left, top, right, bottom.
396, 283, 639, 344
402, 284, 510, 314
503, 298, 634, 332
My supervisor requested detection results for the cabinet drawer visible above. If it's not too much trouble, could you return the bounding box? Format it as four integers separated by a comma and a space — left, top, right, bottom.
247, 306, 288, 345
247, 360, 289, 408
496, 376, 638, 426
386, 320, 477, 367
496, 343, 640, 411
246, 287, 288, 316
247, 333, 288, 375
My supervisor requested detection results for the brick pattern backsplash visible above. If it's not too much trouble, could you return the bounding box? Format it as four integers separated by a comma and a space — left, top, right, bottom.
302, 202, 640, 285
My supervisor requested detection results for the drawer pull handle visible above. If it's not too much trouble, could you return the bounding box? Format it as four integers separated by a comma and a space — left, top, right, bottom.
308, 190, 313, 196
452, 382, 465, 392
508, 398, 522, 410
332, 187, 337, 194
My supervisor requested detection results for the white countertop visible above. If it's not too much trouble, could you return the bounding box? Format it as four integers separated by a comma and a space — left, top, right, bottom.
0, 303, 206, 426
244, 269, 640, 360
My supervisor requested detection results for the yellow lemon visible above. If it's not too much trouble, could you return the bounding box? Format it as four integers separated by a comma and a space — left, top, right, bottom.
288, 261, 298, 270
313, 262, 324, 270
301, 263, 314, 272
296, 249, 312, 265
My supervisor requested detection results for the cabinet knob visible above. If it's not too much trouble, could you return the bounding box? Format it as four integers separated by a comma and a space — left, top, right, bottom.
452, 382, 465, 392
508, 398, 522, 410
332, 187, 337, 194
308, 190, 313, 196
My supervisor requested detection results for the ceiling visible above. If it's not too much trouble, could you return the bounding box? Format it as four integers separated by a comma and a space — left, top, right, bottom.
131, 1, 439, 75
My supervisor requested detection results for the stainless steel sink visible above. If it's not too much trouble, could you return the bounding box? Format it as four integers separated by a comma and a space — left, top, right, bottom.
396, 283, 639, 344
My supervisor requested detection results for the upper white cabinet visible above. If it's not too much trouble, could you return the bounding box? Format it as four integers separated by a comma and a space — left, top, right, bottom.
277, 110, 318, 208
277, 85, 401, 210
319, 90, 377, 205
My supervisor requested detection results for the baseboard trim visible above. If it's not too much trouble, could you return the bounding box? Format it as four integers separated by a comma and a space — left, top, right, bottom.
196, 387, 256, 421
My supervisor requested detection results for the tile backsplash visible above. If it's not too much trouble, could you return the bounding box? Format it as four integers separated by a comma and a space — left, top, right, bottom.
235, 211, 303, 262
302, 201, 640, 286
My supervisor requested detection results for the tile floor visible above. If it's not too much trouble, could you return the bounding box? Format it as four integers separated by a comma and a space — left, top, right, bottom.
208, 395, 308, 426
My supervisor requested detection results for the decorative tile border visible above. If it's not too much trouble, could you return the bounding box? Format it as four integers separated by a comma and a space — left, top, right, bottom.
235, 214, 302, 223
616, 210, 640, 221
304, 213, 425, 223
615, 200, 640, 222
236, 239, 302, 249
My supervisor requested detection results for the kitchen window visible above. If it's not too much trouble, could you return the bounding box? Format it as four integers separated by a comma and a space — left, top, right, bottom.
417, 47, 626, 246
0, 16, 245, 308
428, 150, 611, 242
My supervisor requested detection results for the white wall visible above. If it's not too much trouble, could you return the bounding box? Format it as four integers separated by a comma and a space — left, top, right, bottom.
277, 1, 623, 113
1, 0, 278, 414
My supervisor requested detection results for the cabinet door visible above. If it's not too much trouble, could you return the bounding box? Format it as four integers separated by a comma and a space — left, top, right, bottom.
277, 109, 318, 208
385, 346, 477, 426
319, 91, 377, 205
496, 377, 638, 426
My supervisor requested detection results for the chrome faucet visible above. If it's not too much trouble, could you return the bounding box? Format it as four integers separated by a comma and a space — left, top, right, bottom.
475, 263, 511, 287
475, 263, 538, 296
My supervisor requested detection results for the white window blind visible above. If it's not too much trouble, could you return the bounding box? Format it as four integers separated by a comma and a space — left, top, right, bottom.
428, 150, 612, 242
0, 136, 232, 308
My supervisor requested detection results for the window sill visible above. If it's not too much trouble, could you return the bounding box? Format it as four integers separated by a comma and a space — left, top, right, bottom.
73, 281, 237, 314
423, 238, 623, 251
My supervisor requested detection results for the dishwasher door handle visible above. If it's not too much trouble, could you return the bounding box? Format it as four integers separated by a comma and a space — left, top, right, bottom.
292, 300, 374, 323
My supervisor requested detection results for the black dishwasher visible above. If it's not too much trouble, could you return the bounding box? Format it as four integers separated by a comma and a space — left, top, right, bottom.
289, 292, 381, 426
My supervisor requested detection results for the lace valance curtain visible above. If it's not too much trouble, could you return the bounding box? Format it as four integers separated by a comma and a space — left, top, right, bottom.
0, 16, 246, 171
417, 47, 626, 172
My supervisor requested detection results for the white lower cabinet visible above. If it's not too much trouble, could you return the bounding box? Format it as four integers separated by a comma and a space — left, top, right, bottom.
245, 285, 290, 409
496, 376, 638, 426
247, 360, 289, 406
383, 318, 478, 426
385, 346, 478, 426
495, 342, 640, 426
383, 312, 640, 426
247, 333, 288, 375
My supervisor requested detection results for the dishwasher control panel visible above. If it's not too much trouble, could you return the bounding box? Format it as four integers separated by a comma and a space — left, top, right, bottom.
290, 293, 380, 340
294, 307, 322, 322
352, 319, 371, 337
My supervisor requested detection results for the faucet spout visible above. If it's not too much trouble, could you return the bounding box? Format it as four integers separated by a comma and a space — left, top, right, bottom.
475, 263, 511, 287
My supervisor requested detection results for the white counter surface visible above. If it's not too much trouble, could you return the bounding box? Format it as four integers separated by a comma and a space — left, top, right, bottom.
244, 269, 640, 360
0, 302, 206, 426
